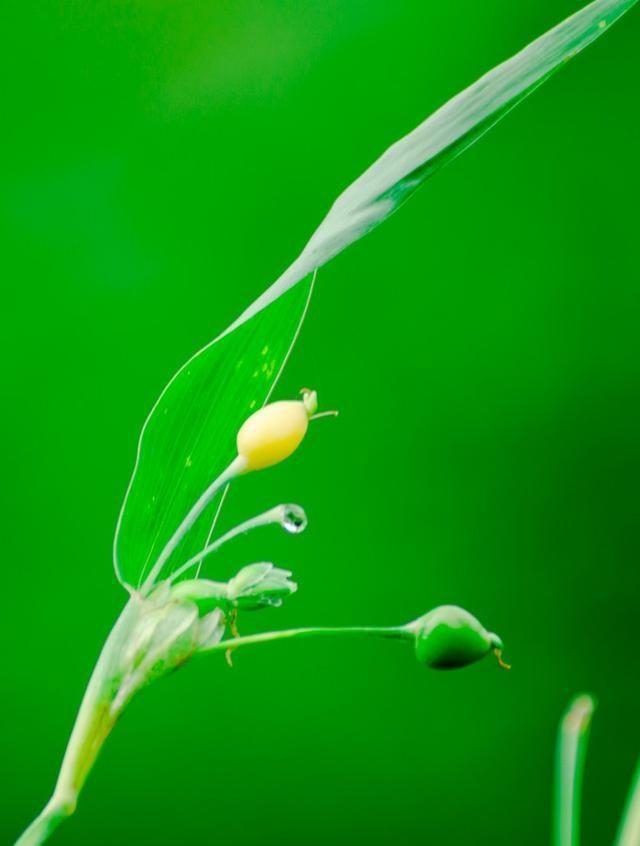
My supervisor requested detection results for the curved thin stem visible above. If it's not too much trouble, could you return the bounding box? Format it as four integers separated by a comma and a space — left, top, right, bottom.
143, 455, 246, 590
553, 694, 596, 846
169, 504, 286, 584
196, 484, 230, 579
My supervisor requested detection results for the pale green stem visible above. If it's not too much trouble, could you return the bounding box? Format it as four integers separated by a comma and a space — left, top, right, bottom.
204, 624, 412, 654
310, 410, 339, 421
553, 694, 596, 846
143, 455, 246, 590
13, 600, 139, 846
168, 504, 286, 584
615, 760, 640, 846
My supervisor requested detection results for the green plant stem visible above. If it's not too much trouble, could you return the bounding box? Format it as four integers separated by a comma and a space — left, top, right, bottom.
13, 600, 139, 846
615, 760, 640, 846
553, 694, 596, 846
206, 624, 412, 655
143, 455, 246, 590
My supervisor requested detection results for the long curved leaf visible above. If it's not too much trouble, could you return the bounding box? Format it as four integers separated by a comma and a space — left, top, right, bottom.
114, 0, 637, 588
225, 0, 637, 333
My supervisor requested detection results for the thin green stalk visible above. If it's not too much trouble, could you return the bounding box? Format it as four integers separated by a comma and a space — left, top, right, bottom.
168, 504, 286, 584
553, 694, 596, 846
142, 455, 246, 590
615, 760, 640, 846
205, 624, 412, 655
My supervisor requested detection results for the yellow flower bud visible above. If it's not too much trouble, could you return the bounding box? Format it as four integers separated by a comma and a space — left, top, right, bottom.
237, 390, 320, 473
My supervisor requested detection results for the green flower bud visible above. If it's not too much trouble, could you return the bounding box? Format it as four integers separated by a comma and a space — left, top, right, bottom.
227, 563, 297, 610
170, 564, 297, 615
407, 605, 507, 670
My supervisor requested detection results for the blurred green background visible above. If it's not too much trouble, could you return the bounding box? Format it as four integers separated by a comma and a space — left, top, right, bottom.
2, 1, 639, 844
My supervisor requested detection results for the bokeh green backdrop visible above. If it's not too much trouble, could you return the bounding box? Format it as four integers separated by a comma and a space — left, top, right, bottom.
2, 1, 639, 844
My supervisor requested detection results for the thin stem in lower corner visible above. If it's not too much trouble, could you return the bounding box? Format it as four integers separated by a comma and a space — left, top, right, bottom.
554, 694, 596, 846
615, 759, 640, 846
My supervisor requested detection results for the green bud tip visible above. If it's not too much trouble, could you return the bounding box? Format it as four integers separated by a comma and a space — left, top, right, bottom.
407, 605, 509, 671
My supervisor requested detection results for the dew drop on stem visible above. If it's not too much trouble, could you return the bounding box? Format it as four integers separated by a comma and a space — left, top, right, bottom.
281, 505, 308, 534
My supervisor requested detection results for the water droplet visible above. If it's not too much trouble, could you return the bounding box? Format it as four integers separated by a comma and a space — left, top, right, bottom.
281, 504, 308, 534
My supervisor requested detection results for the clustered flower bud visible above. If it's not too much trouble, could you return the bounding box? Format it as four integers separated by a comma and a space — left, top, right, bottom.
227, 563, 297, 609
170, 564, 297, 613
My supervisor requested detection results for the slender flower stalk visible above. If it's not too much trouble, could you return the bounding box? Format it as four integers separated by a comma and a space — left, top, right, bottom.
203, 624, 412, 656
143, 455, 247, 589
168, 504, 306, 584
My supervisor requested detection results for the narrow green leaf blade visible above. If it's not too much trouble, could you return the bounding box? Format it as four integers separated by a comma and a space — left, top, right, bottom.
114, 0, 636, 589
229, 0, 636, 330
